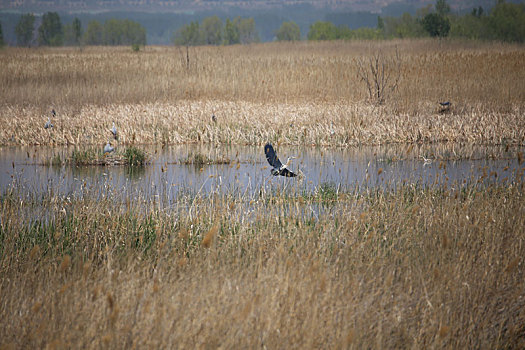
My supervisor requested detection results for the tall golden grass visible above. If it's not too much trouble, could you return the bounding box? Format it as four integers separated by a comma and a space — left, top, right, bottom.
0, 181, 524, 348
1, 40, 524, 146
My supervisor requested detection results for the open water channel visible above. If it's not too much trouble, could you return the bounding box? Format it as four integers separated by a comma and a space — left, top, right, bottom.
1, 143, 523, 205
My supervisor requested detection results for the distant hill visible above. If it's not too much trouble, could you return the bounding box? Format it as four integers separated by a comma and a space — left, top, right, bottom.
0, 0, 500, 14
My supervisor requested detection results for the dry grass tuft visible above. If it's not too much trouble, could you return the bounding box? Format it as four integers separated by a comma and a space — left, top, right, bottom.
505, 257, 520, 273
202, 224, 219, 248
439, 325, 451, 338
58, 255, 71, 273
177, 257, 188, 267
29, 245, 41, 260
31, 301, 43, 314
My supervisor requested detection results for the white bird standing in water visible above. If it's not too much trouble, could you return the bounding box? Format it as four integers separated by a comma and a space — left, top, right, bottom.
421, 155, 433, 166
104, 140, 115, 155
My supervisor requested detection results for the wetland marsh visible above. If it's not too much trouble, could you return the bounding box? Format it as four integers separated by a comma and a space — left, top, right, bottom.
1, 40, 524, 348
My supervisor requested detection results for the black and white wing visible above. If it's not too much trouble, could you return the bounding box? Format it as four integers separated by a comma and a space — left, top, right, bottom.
264, 143, 282, 169
280, 168, 297, 177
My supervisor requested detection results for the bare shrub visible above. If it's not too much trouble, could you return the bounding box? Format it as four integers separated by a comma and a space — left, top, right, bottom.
356, 47, 403, 104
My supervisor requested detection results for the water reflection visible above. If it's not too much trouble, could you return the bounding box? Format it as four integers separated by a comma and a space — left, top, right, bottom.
1, 144, 523, 202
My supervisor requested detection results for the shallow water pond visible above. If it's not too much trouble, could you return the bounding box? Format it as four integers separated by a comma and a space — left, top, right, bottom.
1, 143, 523, 203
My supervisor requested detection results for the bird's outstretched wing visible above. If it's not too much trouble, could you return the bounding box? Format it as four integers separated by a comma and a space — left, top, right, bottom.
264, 143, 282, 169
280, 168, 297, 177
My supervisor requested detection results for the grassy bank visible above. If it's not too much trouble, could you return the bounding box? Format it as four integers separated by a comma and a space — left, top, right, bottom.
1, 181, 524, 348
1, 40, 524, 147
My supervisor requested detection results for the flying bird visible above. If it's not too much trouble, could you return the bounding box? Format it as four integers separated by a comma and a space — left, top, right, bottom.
104, 141, 115, 155
439, 101, 451, 107
264, 143, 297, 177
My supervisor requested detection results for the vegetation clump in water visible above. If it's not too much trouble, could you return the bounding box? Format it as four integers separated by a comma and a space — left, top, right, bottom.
124, 146, 146, 166
71, 148, 99, 166
42, 147, 148, 166
181, 152, 231, 166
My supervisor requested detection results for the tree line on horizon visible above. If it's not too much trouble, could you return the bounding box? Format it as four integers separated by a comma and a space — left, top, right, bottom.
0, 0, 523, 49
307, 0, 524, 43
173, 0, 524, 45
173, 16, 260, 46
3, 12, 146, 48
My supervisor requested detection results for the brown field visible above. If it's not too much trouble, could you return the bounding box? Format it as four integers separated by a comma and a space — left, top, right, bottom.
1, 40, 524, 146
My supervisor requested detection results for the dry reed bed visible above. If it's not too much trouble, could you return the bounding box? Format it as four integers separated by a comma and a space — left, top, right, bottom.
1, 40, 524, 147
1, 100, 524, 147
1, 182, 524, 348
